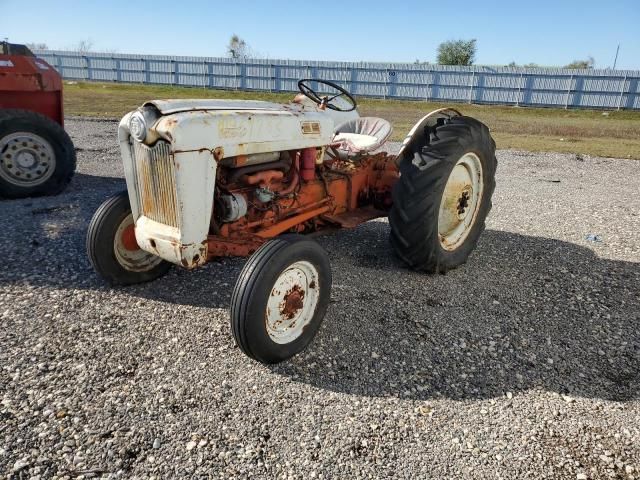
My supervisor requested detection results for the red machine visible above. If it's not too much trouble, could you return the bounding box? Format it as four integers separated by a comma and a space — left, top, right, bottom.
0, 42, 75, 198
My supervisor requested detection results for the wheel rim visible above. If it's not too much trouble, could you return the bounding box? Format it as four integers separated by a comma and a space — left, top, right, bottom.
113, 213, 164, 272
0, 132, 56, 187
438, 152, 484, 251
265, 260, 320, 345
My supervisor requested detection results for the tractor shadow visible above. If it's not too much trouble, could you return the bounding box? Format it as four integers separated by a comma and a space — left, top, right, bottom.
1, 173, 638, 402
272, 221, 640, 402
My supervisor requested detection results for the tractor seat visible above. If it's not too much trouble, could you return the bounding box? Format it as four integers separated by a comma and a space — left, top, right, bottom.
333, 117, 393, 155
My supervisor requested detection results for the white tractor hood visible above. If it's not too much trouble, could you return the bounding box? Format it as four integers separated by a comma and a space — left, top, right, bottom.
145, 99, 287, 114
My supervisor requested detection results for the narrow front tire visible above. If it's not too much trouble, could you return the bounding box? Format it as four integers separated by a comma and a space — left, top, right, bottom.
87, 191, 171, 285
230, 236, 332, 364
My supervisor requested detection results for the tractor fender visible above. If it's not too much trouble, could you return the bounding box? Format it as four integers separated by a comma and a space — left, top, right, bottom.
396, 108, 463, 162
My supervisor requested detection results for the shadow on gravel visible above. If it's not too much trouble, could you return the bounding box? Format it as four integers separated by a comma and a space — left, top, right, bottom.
273, 223, 640, 403
1, 175, 638, 402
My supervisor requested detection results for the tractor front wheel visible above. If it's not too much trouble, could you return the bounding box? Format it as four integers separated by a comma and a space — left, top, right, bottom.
389, 115, 497, 272
230, 236, 332, 364
87, 191, 171, 285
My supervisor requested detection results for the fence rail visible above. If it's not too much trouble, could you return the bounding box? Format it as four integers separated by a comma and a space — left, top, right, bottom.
35, 50, 640, 110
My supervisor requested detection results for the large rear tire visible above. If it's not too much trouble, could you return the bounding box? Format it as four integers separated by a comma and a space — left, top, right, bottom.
87, 191, 171, 285
0, 109, 76, 198
230, 236, 332, 364
389, 115, 497, 273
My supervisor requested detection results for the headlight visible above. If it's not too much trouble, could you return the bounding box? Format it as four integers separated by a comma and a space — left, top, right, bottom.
128, 106, 161, 143
129, 111, 147, 142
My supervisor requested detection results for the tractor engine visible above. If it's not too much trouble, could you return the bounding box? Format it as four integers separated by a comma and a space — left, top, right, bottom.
210, 147, 398, 257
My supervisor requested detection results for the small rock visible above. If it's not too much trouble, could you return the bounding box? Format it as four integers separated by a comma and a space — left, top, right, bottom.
576, 474, 588, 480
13, 458, 29, 471
506, 392, 513, 399
599, 454, 614, 464
152, 438, 161, 449
186, 441, 197, 451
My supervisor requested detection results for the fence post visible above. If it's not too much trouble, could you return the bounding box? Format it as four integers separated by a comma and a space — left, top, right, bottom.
350, 66, 357, 95
431, 72, 440, 101
273, 64, 280, 92
516, 72, 523, 106
468, 70, 475, 104
207, 62, 214, 89
173, 60, 179, 85
617, 75, 627, 110
240, 61, 247, 89
383, 68, 387, 100
84, 55, 92, 81
115, 58, 122, 82
564, 74, 573, 109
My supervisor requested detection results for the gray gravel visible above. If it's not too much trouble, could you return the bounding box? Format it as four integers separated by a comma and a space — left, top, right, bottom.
1, 118, 639, 479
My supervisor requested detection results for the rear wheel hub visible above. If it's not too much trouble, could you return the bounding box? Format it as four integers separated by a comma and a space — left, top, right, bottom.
0, 132, 55, 187
438, 152, 484, 251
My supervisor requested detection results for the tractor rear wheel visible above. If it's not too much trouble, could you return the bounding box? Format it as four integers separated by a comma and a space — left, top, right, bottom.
87, 191, 171, 285
230, 236, 332, 364
0, 109, 76, 198
389, 115, 497, 273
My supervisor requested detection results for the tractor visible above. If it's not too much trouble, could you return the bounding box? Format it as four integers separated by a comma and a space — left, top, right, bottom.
0, 42, 76, 198
87, 79, 496, 364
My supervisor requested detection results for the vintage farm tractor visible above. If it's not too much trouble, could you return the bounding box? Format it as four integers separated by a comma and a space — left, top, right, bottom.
87, 80, 496, 364
0, 42, 76, 198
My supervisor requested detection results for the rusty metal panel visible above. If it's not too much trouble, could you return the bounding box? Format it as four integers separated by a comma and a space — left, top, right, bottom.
131, 140, 179, 228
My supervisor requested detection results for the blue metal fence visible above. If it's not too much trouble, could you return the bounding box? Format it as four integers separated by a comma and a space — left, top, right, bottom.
35, 50, 640, 110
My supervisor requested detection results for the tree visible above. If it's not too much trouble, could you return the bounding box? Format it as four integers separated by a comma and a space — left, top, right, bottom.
436, 39, 476, 66
227, 34, 252, 59
564, 56, 595, 69
26, 42, 48, 50
70, 39, 94, 54
507, 61, 540, 68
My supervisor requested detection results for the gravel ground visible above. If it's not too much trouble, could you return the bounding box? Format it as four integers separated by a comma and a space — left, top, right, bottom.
1, 118, 639, 479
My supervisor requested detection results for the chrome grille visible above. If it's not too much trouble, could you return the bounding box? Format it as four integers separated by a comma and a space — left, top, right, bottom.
131, 140, 179, 228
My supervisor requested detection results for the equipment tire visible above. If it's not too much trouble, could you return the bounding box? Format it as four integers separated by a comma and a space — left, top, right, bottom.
0, 109, 76, 198
389, 115, 497, 272
231, 236, 332, 364
87, 191, 171, 285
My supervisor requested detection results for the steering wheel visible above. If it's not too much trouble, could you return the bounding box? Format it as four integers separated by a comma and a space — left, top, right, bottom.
298, 79, 357, 112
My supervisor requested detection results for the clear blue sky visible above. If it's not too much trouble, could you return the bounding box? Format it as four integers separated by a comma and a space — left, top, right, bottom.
3, 0, 639, 69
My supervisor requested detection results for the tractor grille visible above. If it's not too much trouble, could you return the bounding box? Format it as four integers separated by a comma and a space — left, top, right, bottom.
131, 140, 179, 228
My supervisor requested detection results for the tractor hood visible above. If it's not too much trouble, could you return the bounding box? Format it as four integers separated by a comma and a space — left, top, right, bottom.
145, 99, 287, 114
144, 107, 336, 157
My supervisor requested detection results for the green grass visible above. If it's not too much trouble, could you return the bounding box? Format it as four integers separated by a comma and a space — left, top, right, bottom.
64, 81, 640, 159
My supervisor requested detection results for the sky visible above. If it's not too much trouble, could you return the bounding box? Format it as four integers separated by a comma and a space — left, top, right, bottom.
2, 0, 639, 69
